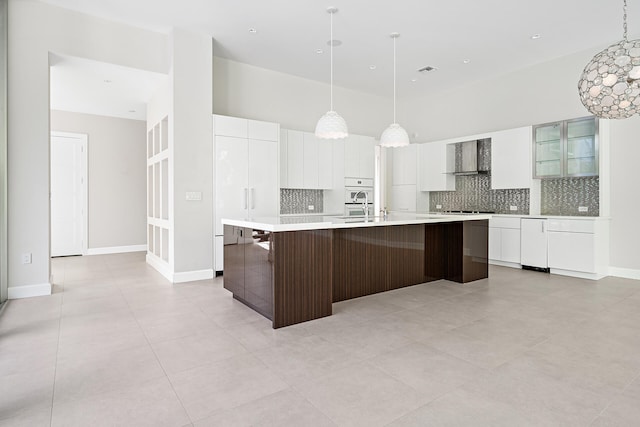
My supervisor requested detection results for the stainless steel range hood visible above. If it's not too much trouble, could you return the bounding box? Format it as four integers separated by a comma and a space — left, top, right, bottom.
453, 139, 490, 175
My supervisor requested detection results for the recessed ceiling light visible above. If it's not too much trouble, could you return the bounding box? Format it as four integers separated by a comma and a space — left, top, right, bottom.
530, 34, 541, 40
316, 48, 324, 54
327, 39, 342, 47
103, 79, 112, 83
410, 79, 417, 82
369, 65, 377, 70
248, 28, 257, 34
463, 59, 471, 64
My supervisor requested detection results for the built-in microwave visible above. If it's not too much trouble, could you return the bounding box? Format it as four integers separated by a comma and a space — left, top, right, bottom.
345, 188, 373, 204
345, 203, 373, 217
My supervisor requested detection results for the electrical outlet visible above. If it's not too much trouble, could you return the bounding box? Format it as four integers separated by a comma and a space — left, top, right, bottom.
21, 253, 32, 264
308, 205, 315, 211
578, 206, 588, 212
436, 204, 442, 209
510, 205, 518, 211
185, 191, 202, 201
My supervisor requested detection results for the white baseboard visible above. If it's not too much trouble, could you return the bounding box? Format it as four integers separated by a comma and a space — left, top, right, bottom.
173, 269, 214, 283
8, 282, 52, 299
87, 245, 147, 255
145, 254, 213, 283
608, 267, 640, 280
145, 254, 173, 282
489, 260, 522, 269
550, 268, 605, 281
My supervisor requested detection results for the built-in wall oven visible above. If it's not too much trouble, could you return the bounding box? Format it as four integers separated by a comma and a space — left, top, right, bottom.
344, 178, 373, 216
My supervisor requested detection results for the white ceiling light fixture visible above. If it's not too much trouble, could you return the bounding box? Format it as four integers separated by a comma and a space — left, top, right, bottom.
315, 7, 348, 139
578, 0, 640, 118
380, 32, 410, 148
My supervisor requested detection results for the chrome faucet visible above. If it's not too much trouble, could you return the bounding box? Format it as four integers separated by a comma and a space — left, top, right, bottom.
353, 190, 369, 219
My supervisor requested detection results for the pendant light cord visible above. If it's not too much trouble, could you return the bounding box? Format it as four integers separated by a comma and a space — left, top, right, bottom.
393, 35, 397, 124
330, 9, 334, 111
624, 0, 629, 41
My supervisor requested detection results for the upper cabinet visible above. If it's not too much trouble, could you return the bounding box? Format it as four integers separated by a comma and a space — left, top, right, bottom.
418, 141, 455, 192
280, 129, 333, 189
392, 144, 417, 186
344, 134, 376, 179
533, 116, 598, 179
491, 126, 532, 189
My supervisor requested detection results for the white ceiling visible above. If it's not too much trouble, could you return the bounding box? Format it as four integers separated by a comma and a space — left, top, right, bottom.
43, 0, 638, 113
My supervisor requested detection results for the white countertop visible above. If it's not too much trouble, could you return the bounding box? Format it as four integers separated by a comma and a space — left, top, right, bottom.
491, 214, 610, 220
221, 212, 492, 232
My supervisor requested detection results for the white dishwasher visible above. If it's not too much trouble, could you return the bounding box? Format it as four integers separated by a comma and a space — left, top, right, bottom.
520, 218, 549, 271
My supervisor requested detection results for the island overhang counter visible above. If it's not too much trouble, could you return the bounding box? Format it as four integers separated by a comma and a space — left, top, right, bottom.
221, 213, 491, 328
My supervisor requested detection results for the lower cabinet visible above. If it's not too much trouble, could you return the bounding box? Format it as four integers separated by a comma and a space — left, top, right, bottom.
489, 217, 522, 265
547, 218, 609, 279
520, 218, 548, 269
223, 225, 273, 319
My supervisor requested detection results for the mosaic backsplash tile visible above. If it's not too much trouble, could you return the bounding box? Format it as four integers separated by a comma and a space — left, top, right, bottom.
429, 175, 530, 215
280, 189, 324, 214
541, 176, 599, 216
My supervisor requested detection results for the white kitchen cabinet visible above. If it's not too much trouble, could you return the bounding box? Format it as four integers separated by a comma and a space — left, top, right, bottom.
392, 144, 417, 186
390, 184, 417, 212
547, 218, 609, 279
491, 126, 532, 189
520, 218, 548, 269
344, 134, 376, 179
418, 141, 455, 191
214, 115, 279, 271
489, 216, 522, 266
280, 129, 333, 189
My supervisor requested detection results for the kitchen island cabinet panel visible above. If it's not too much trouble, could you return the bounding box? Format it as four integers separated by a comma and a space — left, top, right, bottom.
272, 230, 333, 328
333, 224, 425, 302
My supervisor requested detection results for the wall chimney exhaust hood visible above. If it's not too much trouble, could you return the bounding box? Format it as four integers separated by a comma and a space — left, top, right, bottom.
452, 138, 491, 175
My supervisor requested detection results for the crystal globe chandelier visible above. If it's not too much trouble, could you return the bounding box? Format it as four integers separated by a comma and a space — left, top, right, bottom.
578, 0, 640, 119
380, 33, 410, 148
315, 7, 348, 139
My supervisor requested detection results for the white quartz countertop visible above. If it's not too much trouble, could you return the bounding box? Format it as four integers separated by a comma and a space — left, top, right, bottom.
221, 212, 492, 232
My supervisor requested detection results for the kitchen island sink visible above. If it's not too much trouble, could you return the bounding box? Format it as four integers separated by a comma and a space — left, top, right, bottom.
222, 214, 490, 328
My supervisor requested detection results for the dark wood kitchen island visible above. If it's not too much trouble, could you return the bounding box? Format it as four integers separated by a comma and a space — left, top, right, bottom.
222, 213, 490, 328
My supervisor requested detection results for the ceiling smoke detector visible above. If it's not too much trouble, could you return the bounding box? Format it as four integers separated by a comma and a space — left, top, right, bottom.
418, 66, 438, 73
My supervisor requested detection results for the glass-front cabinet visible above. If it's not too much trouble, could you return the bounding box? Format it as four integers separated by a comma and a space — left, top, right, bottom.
533, 116, 598, 178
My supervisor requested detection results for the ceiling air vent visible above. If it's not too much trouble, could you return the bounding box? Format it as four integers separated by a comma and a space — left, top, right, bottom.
418, 66, 438, 73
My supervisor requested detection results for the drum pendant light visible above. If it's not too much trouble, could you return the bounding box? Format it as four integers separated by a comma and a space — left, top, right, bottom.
380, 33, 410, 148
315, 7, 349, 139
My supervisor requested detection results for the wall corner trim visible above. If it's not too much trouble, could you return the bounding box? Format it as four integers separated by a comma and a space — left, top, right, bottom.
8, 282, 52, 299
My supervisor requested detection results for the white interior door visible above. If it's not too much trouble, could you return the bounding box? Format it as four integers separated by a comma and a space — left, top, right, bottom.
51, 132, 87, 257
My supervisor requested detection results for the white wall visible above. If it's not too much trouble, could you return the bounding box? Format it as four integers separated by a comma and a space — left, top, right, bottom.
170, 29, 213, 277
50, 110, 147, 249
8, 0, 167, 294
213, 56, 389, 138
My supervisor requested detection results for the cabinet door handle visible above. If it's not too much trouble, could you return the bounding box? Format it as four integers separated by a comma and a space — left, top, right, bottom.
243, 188, 248, 209
541, 222, 545, 233
251, 188, 255, 209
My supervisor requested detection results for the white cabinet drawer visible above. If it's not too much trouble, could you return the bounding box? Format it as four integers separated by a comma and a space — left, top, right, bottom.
490, 217, 521, 229
547, 219, 595, 233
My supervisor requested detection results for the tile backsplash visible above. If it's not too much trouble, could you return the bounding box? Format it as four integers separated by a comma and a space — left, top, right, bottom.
541, 176, 599, 216
280, 189, 324, 214
429, 175, 530, 215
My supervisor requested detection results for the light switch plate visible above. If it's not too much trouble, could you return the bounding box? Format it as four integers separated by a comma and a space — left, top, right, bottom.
510, 205, 518, 211
436, 204, 442, 209
21, 253, 32, 264
308, 205, 315, 211
578, 206, 588, 212
186, 192, 202, 201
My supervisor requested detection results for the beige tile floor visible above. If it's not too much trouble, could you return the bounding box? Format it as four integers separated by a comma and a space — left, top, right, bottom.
1, 252, 640, 426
